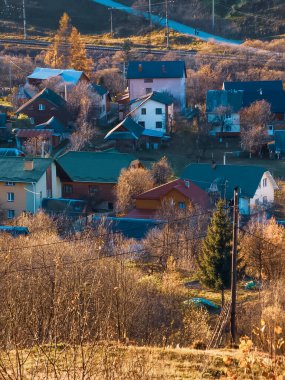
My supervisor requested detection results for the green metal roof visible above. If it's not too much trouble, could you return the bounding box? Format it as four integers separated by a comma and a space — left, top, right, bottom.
16, 88, 66, 115
105, 117, 144, 141
127, 61, 186, 79
0, 157, 52, 183
206, 90, 243, 113
56, 151, 137, 183
181, 163, 269, 199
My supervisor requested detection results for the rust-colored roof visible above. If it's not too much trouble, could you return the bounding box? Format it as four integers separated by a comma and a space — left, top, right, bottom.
16, 129, 53, 139
135, 179, 210, 209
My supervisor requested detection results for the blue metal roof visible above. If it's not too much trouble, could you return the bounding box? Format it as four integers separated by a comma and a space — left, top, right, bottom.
142, 129, 164, 138
28, 68, 84, 85
127, 61, 186, 79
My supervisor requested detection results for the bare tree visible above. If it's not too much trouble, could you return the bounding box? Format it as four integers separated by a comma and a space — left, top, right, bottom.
151, 156, 174, 186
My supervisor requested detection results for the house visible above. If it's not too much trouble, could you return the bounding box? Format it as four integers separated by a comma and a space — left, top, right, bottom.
127, 61, 187, 111
206, 90, 243, 136
92, 84, 111, 125
268, 131, 285, 159
126, 179, 211, 220
15, 88, 70, 126
104, 117, 145, 150
181, 163, 278, 215
0, 157, 58, 219
27, 67, 89, 87
55, 151, 141, 211
207, 80, 285, 136
15, 116, 67, 154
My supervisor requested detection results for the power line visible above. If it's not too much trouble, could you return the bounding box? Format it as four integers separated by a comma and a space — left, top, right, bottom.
0, 233, 207, 276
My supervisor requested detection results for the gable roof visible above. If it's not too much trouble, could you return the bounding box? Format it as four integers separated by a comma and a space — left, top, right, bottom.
16, 129, 53, 139
35, 116, 66, 134
0, 157, 52, 183
56, 151, 137, 183
223, 80, 283, 92
15, 88, 66, 115
92, 84, 108, 96
206, 90, 243, 113
130, 91, 174, 107
28, 67, 86, 85
135, 179, 210, 209
104, 117, 144, 141
127, 61, 186, 79
181, 164, 276, 199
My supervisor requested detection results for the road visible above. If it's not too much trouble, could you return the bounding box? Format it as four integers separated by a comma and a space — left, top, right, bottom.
90, 0, 242, 45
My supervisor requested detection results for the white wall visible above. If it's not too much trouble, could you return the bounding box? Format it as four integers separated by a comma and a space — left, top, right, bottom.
208, 113, 240, 133
130, 99, 173, 132
129, 77, 186, 110
250, 172, 276, 213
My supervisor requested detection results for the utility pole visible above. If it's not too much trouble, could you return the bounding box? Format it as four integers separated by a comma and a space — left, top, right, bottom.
212, 0, 215, 32
23, 0, 27, 39
9, 61, 12, 91
149, 0, 152, 28
165, 0, 170, 49
108, 8, 113, 37
230, 187, 239, 344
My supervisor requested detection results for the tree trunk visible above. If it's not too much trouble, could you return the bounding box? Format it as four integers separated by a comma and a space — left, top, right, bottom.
221, 288, 225, 309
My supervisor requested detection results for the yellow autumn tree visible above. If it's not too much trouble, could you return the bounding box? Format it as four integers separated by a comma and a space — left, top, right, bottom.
69, 27, 93, 74
44, 13, 72, 68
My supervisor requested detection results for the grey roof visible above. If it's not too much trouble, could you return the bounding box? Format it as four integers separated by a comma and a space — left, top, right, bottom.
92, 216, 164, 240
127, 61, 186, 79
181, 163, 273, 199
0, 157, 52, 183
130, 91, 174, 106
206, 90, 243, 113
42, 198, 86, 216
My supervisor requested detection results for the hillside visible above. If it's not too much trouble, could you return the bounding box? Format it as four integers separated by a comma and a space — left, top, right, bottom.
0, 0, 284, 40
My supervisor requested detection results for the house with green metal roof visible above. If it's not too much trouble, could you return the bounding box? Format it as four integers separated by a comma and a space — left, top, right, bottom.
15, 88, 70, 126
181, 163, 278, 215
55, 151, 141, 211
0, 157, 58, 219
127, 61, 186, 111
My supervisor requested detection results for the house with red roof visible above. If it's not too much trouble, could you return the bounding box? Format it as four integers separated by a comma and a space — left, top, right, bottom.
126, 179, 211, 219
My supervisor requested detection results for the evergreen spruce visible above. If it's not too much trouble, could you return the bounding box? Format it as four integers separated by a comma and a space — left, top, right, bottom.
198, 200, 232, 306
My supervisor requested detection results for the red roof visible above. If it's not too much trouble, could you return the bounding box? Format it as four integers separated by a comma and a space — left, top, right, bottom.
135, 179, 210, 209
16, 129, 53, 139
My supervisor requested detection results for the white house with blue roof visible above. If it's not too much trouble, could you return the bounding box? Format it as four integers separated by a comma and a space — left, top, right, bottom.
127, 61, 186, 111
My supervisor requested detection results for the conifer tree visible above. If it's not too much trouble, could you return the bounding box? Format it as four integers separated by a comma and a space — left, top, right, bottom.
45, 13, 72, 68
69, 27, 93, 74
198, 200, 232, 307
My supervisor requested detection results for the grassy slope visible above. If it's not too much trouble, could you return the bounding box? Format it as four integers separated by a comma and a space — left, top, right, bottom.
0, 0, 284, 38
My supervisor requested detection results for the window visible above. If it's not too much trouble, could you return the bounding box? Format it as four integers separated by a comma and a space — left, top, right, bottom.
38, 104, 45, 111
263, 178, 267, 187
89, 185, 97, 195
144, 79, 153, 83
63, 184, 73, 194
155, 108, 162, 115
268, 125, 273, 131
7, 210, 15, 219
255, 199, 260, 206
141, 108, 146, 115
108, 202, 114, 210
138, 121, 145, 128
178, 202, 186, 209
263, 196, 268, 204
145, 88, 152, 94
7, 192, 14, 202
5, 182, 15, 186
156, 121, 163, 129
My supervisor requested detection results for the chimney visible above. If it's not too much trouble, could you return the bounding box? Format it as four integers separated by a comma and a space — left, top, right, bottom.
259, 88, 263, 95
138, 64, 143, 72
24, 159, 34, 171
162, 64, 166, 73
184, 180, 190, 188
